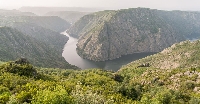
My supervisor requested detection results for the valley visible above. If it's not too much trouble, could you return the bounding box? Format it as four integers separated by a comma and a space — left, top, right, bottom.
62, 31, 155, 71
0, 9, 78, 69
0, 5, 200, 104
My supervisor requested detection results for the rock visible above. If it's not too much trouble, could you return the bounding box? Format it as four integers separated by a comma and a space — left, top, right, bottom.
193, 87, 200, 92
137, 63, 150, 68
184, 71, 191, 76
68, 8, 200, 61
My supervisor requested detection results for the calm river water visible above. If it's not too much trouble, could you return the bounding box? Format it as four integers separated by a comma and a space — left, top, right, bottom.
62, 31, 155, 71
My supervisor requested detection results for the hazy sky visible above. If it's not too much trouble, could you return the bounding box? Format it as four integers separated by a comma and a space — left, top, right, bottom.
0, 0, 200, 11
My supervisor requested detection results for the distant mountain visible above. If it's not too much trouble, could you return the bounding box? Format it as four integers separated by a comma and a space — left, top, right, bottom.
0, 27, 78, 69
67, 8, 200, 61
19, 7, 104, 15
45, 11, 91, 24
0, 9, 36, 16
0, 15, 78, 68
0, 16, 70, 32
0, 16, 70, 54
10, 22, 68, 52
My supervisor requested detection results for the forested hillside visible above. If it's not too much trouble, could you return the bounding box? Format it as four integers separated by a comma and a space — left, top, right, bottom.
0, 39, 200, 103
117, 40, 200, 103
123, 40, 200, 69
10, 22, 68, 52
0, 27, 78, 69
0, 10, 77, 69
0, 12, 71, 52
0, 16, 70, 32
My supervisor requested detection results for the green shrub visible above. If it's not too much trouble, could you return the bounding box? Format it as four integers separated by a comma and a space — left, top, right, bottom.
0, 60, 37, 77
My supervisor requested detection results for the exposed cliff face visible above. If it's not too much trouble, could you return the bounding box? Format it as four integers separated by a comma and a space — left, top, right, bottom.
67, 8, 200, 61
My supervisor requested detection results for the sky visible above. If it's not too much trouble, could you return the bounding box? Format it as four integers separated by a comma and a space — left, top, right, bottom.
0, 0, 200, 11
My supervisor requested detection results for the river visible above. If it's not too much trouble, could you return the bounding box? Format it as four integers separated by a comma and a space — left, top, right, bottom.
62, 31, 155, 71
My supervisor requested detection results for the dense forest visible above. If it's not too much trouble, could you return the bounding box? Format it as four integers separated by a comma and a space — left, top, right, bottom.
0, 40, 200, 104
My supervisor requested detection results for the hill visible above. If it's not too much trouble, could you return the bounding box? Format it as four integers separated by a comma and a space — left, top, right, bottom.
0, 39, 200, 103
0, 16, 70, 32
45, 11, 90, 24
0, 9, 36, 16
116, 40, 200, 103
10, 22, 68, 52
19, 7, 103, 15
121, 40, 200, 69
67, 8, 200, 61
0, 15, 70, 53
0, 27, 78, 69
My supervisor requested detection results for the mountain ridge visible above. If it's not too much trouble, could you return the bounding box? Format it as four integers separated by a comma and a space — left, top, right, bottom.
0, 26, 78, 69
67, 8, 200, 61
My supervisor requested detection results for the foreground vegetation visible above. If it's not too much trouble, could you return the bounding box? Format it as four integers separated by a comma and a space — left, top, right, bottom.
0, 57, 200, 104
0, 40, 200, 104
0, 59, 130, 104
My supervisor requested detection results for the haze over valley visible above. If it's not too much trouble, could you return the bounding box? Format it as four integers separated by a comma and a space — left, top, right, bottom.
0, 0, 200, 103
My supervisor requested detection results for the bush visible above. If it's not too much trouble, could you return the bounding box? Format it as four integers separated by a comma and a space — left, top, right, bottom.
0, 59, 37, 77
0, 86, 10, 104
31, 85, 73, 104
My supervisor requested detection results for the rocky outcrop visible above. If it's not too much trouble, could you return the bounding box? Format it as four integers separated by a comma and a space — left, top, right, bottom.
67, 8, 200, 61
